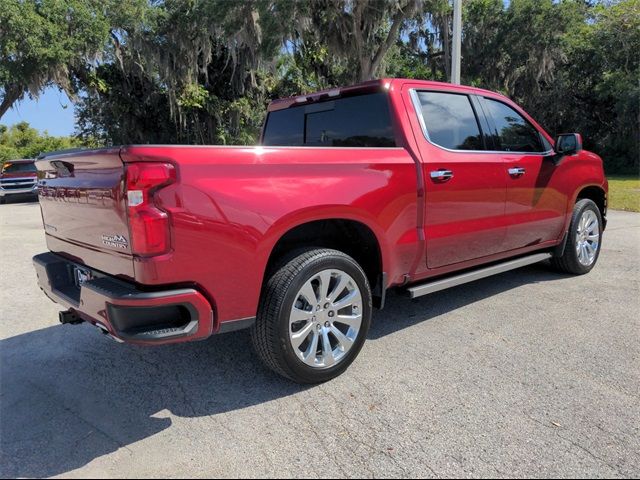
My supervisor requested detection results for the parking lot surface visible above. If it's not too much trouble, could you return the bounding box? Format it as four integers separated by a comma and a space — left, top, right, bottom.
1, 199, 639, 478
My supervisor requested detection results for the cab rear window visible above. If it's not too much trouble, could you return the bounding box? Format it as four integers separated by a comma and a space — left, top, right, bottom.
262, 92, 396, 147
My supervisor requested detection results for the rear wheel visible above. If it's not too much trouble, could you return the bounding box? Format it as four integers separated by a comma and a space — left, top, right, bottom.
251, 248, 372, 384
551, 199, 603, 274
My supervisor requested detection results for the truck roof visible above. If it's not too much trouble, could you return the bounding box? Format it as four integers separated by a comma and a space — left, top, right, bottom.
267, 78, 505, 111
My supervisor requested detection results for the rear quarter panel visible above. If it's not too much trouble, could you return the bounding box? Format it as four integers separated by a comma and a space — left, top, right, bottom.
122, 146, 419, 326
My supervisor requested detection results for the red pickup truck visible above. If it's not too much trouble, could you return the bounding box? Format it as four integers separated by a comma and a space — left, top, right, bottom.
33, 79, 607, 383
0, 159, 38, 203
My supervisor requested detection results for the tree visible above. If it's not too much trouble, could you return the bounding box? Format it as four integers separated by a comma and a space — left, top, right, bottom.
561, 0, 640, 172
386, 0, 454, 81
1, 1, 109, 117
2, 0, 637, 172
75, 0, 426, 144
76, 0, 286, 145
296, 0, 420, 82
0, 122, 89, 162
459, 0, 638, 173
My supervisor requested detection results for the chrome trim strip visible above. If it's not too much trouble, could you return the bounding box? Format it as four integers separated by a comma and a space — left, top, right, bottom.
409, 88, 554, 156
407, 253, 552, 298
124, 145, 406, 151
0, 176, 37, 182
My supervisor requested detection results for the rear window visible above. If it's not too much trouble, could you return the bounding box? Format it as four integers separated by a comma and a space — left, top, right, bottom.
415, 91, 484, 151
2, 162, 36, 174
262, 92, 396, 147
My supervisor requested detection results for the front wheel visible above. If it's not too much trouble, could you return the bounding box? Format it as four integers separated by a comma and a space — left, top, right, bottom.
551, 199, 603, 275
251, 248, 372, 384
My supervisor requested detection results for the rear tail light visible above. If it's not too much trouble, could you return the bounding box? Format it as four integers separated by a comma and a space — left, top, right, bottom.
125, 162, 176, 256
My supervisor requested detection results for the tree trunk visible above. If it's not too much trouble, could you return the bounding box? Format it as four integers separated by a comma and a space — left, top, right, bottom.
0, 85, 23, 119
359, 0, 418, 82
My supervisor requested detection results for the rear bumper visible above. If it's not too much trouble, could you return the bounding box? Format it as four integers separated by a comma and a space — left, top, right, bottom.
33, 252, 215, 345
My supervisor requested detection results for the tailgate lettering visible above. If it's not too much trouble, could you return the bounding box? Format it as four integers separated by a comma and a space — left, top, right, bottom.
101, 234, 128, 249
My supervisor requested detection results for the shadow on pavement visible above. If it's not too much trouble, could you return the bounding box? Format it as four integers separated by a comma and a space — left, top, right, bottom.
371, 261, 570, 339
0, 194, 38, 205
0, 261, 567, 477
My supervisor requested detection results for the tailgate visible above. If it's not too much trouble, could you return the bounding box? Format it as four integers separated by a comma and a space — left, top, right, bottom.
36, 148, 135, 278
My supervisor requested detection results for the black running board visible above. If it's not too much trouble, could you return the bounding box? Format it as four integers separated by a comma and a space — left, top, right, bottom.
406, 253, 552, 299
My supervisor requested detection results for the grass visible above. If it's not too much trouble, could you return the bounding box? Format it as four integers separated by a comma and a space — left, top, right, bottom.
607, 175, 640, 212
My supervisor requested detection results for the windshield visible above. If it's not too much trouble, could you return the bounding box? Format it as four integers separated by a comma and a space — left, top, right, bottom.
2, 162, 37, 174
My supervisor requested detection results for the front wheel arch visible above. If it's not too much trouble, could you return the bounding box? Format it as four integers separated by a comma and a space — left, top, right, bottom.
575, 185, 606, 225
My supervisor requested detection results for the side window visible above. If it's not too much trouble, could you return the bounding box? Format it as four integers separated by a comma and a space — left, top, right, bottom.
484, 98, 545, 153
262, 92, 396, 147
415, 91, 484, 150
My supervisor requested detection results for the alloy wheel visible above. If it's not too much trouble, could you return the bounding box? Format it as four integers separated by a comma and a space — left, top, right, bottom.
288, 269, 363, 369
575, 209, 600, 266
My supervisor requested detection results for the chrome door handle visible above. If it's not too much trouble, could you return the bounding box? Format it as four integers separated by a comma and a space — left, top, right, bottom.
508, 167, 526, 177
430, 169, 454, 181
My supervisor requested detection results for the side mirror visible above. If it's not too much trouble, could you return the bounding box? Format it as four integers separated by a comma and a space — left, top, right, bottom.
555, 133, 582, 156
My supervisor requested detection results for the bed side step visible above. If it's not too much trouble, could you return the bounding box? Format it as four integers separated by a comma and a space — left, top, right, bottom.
406, 252, 552, 299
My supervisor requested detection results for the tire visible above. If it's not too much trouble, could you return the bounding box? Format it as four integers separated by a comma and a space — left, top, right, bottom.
251, 248, 372, 384
0, 197, 5, 205
551, 199, 603, 275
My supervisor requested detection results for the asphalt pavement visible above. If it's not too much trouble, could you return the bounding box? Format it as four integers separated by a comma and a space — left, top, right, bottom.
1, 198, 638, 478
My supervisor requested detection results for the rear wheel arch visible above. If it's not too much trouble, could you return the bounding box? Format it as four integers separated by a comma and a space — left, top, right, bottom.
262, 218, 385, 307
